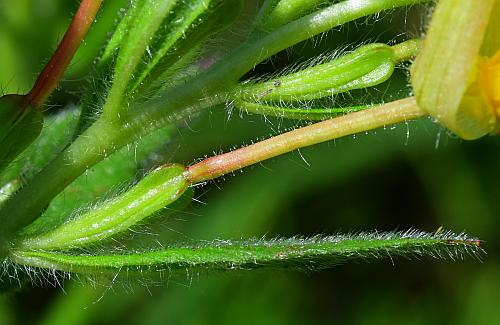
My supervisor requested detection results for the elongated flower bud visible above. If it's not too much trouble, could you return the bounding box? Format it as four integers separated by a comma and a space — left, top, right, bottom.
240, 43, 399, 102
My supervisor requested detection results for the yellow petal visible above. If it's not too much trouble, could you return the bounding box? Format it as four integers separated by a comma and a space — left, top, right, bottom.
479, 51, 500, 112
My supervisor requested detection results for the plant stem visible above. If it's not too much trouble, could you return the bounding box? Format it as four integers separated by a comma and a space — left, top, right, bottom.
186, 97, 427, 183
23, 0, 103, 108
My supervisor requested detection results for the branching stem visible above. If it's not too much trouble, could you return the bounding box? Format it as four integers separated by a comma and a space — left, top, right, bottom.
0, 0, 430, 256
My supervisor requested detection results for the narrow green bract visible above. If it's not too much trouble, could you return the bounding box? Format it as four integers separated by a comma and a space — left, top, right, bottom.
234, 99, 369, 120
102, 0, 178, 118
132, 0, 243, 95
112, 0, 178, 88
129, 0, 212, 93
17, 164, 188, 250
9, 231, 481, 276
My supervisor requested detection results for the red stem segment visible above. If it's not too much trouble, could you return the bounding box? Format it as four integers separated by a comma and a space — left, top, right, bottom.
186, 97, 426, 183
23, 0, 103, 108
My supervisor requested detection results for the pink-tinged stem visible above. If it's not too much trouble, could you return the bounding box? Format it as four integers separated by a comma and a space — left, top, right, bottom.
23, 0, 103, 108
186, 97, 427, 183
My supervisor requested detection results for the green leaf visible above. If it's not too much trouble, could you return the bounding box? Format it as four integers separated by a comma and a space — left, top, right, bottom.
9, 230, 482, 277
0, 95, 24, 142
16, 164, 188, 250
0, 95, 43, 173
0, 106, 79, 189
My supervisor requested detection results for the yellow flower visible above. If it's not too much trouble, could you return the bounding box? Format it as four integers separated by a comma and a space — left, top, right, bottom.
411, 0, 499, 140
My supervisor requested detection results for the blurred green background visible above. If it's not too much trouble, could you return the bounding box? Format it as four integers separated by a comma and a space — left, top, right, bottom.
1, 1, 499, 324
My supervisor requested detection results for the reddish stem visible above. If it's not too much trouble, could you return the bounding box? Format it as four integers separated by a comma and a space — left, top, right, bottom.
23, 0, 103, 108
186, 97, 426, 183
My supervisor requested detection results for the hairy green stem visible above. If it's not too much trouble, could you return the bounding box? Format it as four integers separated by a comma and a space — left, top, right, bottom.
0, 0, 430, 255
187, 97, 427, 183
